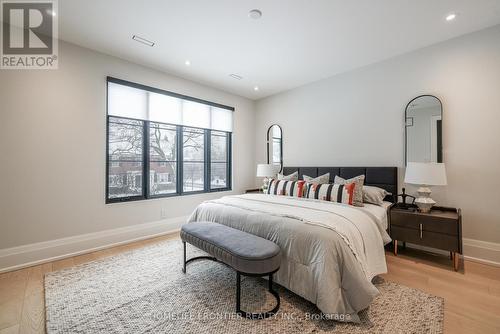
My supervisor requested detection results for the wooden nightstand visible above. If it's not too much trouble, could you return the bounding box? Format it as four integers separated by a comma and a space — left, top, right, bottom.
389, 206, 462, 271
245, 188, 263, 193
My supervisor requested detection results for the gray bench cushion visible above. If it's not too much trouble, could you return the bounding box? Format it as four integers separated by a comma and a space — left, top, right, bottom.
181, 222, 281, 274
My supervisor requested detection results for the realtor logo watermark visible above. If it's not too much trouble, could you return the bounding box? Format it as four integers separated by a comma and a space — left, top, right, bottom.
1, 0, 58, 69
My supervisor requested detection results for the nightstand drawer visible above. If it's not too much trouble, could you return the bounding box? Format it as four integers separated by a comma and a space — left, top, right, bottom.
391, 211, 458, 235
391, 225, 459, 252
391, 211, 420, 229
422, 215, 458, 235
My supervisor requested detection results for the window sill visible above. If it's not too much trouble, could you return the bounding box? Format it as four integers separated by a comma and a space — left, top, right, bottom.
106, 188, 232, 204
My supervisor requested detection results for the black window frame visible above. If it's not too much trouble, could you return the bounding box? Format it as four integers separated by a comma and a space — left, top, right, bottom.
105, 77, 233, 204
209, 130, 231, 191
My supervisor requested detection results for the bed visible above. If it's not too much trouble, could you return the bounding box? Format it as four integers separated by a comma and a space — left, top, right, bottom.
187, 166, 397, 322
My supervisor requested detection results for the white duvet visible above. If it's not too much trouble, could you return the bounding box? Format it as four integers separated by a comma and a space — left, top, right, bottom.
205, 194, 390, 280
188, 193, 392, 322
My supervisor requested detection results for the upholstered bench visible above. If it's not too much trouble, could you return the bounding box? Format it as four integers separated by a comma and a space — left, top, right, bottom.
180, 222, 281, 319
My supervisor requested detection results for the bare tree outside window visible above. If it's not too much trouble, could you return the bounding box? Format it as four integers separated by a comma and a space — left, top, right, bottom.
149, 123, 177, 195
183, 128, 205, 192
108, 118, 143, 198
211, 131, 228, 189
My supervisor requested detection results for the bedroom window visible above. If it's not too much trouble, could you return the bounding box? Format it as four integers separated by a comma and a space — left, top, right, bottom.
182, 127, 205, 192
149, 122, 178, 196
107, 117, 145, 200
210, 131, 230, 190
106, 77, 233, 203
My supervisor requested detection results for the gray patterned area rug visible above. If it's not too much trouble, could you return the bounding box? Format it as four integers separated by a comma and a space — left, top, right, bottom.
45, 239, 444, 334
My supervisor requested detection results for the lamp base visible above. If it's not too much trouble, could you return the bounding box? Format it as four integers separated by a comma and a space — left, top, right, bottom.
415, 187, 436, 213
261, 177, 270, 193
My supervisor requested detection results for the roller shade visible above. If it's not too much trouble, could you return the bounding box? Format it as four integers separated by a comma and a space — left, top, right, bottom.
107, 79, 233, 132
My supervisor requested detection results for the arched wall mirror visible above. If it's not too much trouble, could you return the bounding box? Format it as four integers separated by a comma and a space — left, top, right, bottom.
267, 124, 283, 172
405, 95, 443, 165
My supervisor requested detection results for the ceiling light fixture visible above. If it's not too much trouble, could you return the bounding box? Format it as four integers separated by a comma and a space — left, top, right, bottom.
445, 13, 457, 21
248, 9, 262, 19
132, 35, 155, 47
185, 60, 191, 66
229, 74, 243, 80
254, 86, 259, 91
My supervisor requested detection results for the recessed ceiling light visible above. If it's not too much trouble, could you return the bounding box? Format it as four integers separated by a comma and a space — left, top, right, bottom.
229, 74, 243, 80
185, 60, 191, 66
446, 13, 457, 21
132, 35, 155, 47
248, 9, 262, 20
254, 86, 259, 91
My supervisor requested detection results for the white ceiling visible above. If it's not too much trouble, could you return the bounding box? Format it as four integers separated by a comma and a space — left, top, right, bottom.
58, 0, 500, 99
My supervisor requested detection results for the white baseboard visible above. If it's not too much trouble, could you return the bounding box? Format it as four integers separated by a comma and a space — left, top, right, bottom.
0, 216, 187, 273
463, 238, 500, 267
2, 218, 499, 273
403, 238, 500, 267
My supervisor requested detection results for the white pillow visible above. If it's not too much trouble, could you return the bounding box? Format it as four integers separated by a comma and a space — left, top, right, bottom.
363, 186, 391, 206
277, 171, 298, 181
303, 173, 330, 184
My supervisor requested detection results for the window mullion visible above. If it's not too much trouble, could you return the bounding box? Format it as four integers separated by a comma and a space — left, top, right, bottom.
144, 120, 150, 199
227, 133, 232, 191
178, 126, 183, 195
205, 129, 210, 192
106, 116, 110, 201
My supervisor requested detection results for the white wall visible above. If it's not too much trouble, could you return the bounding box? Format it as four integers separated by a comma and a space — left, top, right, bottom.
0, 41, 256, 251
256, 25, 500, 261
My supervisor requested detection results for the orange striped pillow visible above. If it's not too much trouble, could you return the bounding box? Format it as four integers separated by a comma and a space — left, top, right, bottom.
305, 182, 356, 205
267, 179, 306, 198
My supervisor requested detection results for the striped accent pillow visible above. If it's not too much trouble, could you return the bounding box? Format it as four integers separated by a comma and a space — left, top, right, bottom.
305, 182, 356, 205
267, 179, 306, 198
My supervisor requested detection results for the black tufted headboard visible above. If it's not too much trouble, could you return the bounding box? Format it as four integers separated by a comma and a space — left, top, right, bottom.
282, 166, 398, 202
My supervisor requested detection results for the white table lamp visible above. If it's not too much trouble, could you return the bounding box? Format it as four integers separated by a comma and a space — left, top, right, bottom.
256, 164, 276, 192
404, 162, 447, 213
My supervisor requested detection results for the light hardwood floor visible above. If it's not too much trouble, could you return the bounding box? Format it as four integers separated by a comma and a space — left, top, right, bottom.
1, 233, 499, 334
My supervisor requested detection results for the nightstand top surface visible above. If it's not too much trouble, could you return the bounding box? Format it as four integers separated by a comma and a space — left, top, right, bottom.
391, 206, 459, 219
245, 188, 263, 194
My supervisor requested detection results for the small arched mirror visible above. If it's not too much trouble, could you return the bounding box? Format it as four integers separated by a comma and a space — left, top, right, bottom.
405, 95, 443, 165
267, 124, 283, 172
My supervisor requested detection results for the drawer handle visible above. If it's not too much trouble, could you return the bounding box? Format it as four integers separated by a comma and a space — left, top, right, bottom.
419, 223, 423, 239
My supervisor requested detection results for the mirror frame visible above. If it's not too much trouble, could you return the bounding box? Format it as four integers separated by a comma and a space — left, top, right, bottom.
267, 124, 283, 173
404, 94, 443, 165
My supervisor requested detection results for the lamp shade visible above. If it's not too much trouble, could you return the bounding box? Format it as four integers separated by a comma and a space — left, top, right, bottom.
404, 162, 447, 186
256, 164, 276, 178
